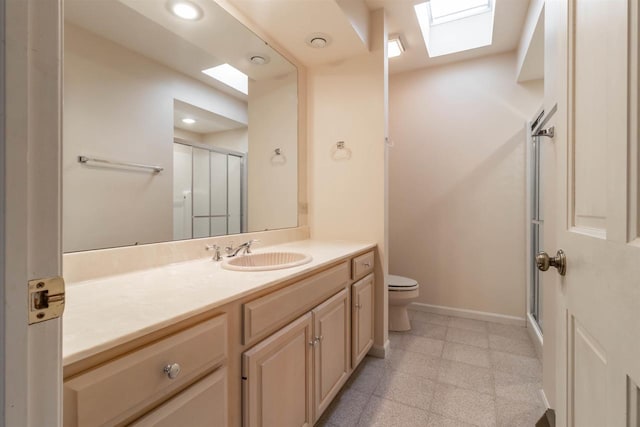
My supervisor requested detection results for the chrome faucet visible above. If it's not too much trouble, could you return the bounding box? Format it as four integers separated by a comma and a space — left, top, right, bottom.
205, 244, 223, 261
225, 239, 259, 257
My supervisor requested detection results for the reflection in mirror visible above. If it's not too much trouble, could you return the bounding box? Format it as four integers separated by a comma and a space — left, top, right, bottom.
63, 0, 298, 253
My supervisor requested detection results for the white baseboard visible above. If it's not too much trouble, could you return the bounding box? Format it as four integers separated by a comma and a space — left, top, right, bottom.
409, 302, 526, 327
368, 339, 390, 359
527, 313, 544, 360
540, 388, 551, 409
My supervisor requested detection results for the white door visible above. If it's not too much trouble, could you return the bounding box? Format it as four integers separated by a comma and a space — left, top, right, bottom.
3, 0, 63, 426
544, 0, 640, 425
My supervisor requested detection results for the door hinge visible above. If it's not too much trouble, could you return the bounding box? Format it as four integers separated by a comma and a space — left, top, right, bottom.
28, 277, 65, 324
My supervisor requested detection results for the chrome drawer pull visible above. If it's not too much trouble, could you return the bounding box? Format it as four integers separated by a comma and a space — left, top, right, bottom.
163, 363, 182, 379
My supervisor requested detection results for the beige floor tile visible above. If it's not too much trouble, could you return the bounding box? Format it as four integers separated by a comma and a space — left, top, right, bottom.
357, 396, 431, 427
386, 348, 441, 380
448, 317, 488, 333
442, 342, 491, 368
437, 359, 494, 395
410, 310, 451, 326
347, 359, 386, 395
409, 320, 448, 340
489, 334, 537, 358
487, 322, 530, 342
490, 350, 542, 380
446, 327, 489, 349
430, 383, 496, 427
374, 370, 436, 411
426, 413, 477, 427
400, 335, 445, 358
494, 371, 544, 406
320, 387, 371, 427
496, 398, 545, 427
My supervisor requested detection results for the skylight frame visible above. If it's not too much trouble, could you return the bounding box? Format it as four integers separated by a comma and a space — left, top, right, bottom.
428, 0, 492, 26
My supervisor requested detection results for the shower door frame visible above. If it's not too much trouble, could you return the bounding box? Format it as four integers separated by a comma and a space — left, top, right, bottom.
174, 138, 248, 238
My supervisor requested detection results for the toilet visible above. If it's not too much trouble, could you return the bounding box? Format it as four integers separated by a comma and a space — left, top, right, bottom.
388, 274, 420, 332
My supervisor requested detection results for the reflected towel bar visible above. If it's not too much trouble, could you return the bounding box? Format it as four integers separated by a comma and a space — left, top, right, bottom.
78, 155, 163, 173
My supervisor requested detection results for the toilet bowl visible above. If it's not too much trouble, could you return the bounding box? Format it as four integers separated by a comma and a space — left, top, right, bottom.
388, 274, 419, 332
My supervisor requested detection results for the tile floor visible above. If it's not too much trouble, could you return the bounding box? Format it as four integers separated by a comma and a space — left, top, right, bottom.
317, 310, 545, 427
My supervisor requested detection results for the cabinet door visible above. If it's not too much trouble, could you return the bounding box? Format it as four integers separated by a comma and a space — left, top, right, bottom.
312, 289, 350, 420
352, 274, 374, 368
130, 368, 227, 427
243, 313, 313, 427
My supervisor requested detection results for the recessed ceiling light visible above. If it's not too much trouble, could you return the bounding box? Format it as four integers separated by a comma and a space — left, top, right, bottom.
202, 64, 249, 95
305, 33, 332, 49
250, 55, 270, 65
181, 118, 196, 124
388, 36, 405, 58
169, 1, 203, 20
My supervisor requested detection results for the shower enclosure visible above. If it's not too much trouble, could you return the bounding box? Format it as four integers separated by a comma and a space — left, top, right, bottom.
173, 141, 246, 240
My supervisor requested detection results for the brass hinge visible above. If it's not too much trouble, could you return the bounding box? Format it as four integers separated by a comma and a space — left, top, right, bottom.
28, 277, 65, 324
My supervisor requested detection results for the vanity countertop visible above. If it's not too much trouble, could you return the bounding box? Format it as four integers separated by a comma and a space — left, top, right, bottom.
63, 240, 375, 366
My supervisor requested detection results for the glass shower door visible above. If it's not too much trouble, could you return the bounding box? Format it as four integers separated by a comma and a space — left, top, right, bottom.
530, 124, 544, 332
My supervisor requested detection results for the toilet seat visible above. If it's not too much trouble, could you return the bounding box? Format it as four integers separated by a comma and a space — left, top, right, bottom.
388, 274, 418, 291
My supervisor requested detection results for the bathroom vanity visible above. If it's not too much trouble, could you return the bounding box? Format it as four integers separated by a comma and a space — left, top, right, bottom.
62, 241, 376, 426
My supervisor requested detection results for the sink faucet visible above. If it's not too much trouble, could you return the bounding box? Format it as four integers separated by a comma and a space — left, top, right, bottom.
226, 239, 259, 257
205, 244, 223, 261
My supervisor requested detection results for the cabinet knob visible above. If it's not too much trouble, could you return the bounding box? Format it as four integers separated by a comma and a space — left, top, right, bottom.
355, 304, 362, 309
363, 263, 371, 268
163, 363, 182, 379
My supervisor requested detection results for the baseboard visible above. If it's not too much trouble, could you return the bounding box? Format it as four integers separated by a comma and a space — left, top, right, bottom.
409, 302, 526, 327
368, 339, 390, 359
527, 313, 544, 360
540, 388, 551, 409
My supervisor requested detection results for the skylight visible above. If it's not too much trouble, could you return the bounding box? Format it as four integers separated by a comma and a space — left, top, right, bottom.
429, 0, 491, 25
414, 0, 496, 58
201, 64, 248, 95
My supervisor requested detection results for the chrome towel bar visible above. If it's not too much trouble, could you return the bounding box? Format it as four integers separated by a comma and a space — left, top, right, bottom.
78, 155, 163, 173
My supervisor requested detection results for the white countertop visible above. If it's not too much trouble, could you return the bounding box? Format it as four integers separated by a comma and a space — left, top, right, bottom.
63, 240, 375, 366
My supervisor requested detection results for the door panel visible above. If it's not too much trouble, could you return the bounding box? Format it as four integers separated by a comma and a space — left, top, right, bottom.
313, 289, 349, 420
546, 0, 640, 425
243, 314, 313, 427
571, 316, 607, 427
352, 274, 374, 368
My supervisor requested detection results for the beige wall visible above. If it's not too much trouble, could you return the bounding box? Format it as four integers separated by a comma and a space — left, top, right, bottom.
308, 10, 388, 351
389, 52, 543, 318
203, 128, 248, 153
64, 24, 247, 252
247, 73, 298, 232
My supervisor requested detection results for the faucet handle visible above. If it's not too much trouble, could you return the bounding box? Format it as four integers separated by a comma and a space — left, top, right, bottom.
245, 239, 260, 254
205, 244, 223, 261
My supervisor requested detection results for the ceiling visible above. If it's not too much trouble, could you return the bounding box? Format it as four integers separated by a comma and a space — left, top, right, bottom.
230, 0, 531, 75
65, 0, 297, 101
174, 100, 247, 134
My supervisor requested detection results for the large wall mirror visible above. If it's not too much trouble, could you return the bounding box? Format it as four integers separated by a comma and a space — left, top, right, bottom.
63, 0, 298, 253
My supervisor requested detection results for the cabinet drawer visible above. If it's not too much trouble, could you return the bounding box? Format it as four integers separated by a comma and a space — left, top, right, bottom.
131, 368, 227, 427
64, 315, 227, 427
351, 251, 374, 281
243, 262, 349, 344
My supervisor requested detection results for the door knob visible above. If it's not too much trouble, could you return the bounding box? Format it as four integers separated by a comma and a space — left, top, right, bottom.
536, 250, 566, 276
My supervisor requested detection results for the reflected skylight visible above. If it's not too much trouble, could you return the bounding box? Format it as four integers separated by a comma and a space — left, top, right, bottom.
429, 0, 491, 25
201, 64, 248, 95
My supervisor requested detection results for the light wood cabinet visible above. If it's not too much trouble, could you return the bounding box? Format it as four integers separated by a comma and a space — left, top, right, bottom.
242, 314, 314, 427
130, 368, 227, 427
64, 315, 227, 427
312, 288, 350, 420
352, 274, 374, 368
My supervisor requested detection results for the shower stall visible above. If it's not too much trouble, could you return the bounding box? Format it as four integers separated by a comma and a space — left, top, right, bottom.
173, 141, 246, 240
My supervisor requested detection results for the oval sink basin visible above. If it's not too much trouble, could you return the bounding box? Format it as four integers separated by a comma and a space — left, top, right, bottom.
222, 252, 312, 271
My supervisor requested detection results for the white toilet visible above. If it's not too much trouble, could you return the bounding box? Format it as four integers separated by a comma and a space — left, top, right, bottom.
388, 274, 420, 332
